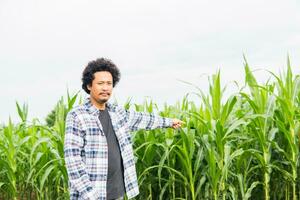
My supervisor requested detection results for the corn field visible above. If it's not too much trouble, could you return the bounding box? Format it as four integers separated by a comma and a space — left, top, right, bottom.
0, 60, 300, 200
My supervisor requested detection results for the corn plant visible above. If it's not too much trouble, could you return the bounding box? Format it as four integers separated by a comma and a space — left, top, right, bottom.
27, 93, 79, 199
268, 59, 300, 200
0, 103, 34, 199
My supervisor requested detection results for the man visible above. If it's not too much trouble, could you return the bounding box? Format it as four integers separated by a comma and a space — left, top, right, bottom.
64, 58, 183, 200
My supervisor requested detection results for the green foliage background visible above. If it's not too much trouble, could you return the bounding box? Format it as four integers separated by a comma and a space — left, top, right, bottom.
0, 60, 299, 200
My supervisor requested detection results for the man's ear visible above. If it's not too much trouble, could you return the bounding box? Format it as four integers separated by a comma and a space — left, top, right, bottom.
87, 84, 91, 91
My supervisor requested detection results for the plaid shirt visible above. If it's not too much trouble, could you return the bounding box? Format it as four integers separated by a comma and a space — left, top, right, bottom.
64, 98, 173, 200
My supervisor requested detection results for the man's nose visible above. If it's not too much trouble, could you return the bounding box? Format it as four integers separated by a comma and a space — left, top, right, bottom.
102, 83, 110, 90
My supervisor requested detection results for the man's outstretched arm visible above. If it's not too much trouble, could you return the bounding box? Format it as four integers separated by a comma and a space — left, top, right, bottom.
125, 109, 183, 132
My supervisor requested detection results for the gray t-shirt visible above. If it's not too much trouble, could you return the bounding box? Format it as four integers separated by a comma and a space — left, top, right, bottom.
98, 108, 125, 200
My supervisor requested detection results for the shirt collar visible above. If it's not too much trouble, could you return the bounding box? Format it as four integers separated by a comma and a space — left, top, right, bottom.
83, 97, 114, 115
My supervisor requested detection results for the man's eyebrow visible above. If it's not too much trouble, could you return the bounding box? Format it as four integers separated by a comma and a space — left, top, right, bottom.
97, 81, 112, 83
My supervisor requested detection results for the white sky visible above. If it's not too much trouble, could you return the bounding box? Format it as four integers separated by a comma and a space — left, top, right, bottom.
1, 0, 300, 123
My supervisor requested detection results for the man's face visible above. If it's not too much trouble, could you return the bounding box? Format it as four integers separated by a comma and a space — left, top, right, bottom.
88, 71, 113, 104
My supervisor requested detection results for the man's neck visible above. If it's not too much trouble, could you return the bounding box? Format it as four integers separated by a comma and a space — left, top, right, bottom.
90, 97, 106, 110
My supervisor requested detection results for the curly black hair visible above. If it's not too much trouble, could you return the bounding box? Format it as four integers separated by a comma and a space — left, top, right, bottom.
82, 58, 121, 94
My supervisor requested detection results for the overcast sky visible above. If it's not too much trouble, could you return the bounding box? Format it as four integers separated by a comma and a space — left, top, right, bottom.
1, 0, 300, 123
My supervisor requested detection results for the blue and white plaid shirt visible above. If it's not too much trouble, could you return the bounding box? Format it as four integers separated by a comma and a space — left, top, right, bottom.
64, 98, 173, 200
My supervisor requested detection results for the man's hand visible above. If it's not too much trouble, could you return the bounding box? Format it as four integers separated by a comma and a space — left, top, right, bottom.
171, 119, 184, 129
